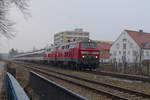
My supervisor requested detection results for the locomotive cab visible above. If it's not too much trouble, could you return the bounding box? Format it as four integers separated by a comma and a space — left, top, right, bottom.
79, 40, 100, 69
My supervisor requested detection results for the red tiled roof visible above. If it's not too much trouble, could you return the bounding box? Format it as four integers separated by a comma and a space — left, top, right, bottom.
100, 51, 112, 59
96, 41, 112, 59
125, 30, 150, 48
96, 42, 112, 50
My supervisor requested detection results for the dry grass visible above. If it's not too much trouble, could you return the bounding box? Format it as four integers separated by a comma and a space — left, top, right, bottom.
10, 63, 33, 99
0, 62, 7, 100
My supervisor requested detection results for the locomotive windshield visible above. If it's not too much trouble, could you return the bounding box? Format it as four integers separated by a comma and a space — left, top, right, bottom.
81, 42, 97, 48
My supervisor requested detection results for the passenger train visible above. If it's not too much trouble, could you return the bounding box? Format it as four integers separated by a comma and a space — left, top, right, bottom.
13, 39, 100, 70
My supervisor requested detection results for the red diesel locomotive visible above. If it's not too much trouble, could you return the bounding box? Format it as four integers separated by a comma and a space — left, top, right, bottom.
43, 39, 100, 70
13, 39, 100, 70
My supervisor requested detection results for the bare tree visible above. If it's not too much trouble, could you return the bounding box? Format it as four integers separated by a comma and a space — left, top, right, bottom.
0, 0, 29, 39
9, 48, 18, 58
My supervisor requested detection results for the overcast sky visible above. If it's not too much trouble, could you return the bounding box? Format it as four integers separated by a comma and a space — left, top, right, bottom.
0, 0, 150, 53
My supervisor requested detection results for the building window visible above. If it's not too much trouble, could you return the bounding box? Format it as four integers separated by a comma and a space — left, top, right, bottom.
133, 51, 137, 56
123, 51, 126, 56
146, 51, 149, 56
116, 43, 120, 49
113, 51, 117, 56
113, 58, 116, 62
128, 51, 130, 55
130, 43, 133, 48
119, 51, 121, 54
123, 39, 127, 42
123, 43, 126, 49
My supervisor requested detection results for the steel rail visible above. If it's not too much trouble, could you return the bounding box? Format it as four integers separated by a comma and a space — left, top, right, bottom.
28, 67, 128, 100
17, 63, 128, 100
13, 62, 150, 99
85, 70, 150, 83
34, 67, 150, 98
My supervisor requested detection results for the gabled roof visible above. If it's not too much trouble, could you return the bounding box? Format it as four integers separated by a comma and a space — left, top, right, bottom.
96, 41, 112, 59
125, 30, 150, 49
96, 41, 113, 50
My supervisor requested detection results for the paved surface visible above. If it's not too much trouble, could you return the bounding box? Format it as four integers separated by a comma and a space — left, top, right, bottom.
0, 61, 4, 95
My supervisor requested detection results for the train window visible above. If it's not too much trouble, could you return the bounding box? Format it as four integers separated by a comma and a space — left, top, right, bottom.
67, 45, 70, 48
70, 44, 74, 48
58, 46, 61, 50
82, 42, 97, 48
67, 45, 69, 48
75, 43, 78, 48
62, 46, 65, 49
69, 43, 74, 48
90, 43, 97, 48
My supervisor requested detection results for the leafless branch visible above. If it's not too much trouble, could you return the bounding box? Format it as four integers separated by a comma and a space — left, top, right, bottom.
0, 0, 30, 39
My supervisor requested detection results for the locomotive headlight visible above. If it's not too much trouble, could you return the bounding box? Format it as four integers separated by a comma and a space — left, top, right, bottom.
96, 56, 98, 59
82, 56, 85, 58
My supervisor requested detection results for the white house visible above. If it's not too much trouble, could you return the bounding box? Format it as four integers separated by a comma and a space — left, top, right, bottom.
110, 30, 150, 63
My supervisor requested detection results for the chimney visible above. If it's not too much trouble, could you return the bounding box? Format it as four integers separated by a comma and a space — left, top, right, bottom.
139, 29, 143, 35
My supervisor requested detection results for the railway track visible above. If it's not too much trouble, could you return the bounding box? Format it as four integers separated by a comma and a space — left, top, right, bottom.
85, 70, 150, 83
13, 61, 150, 83
14, 62, 150, 100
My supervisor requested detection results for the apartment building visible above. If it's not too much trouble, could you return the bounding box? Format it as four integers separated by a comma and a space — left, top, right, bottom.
54, 29, 89, 45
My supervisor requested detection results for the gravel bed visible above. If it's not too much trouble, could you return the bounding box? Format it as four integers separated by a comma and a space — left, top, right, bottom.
39, 69, 148, 100
34, 64, 150, 94
13, 62, 150, 98
13, 63, 111, 100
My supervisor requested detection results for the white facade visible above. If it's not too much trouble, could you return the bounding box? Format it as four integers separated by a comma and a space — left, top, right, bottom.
110, 31, 142, 63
